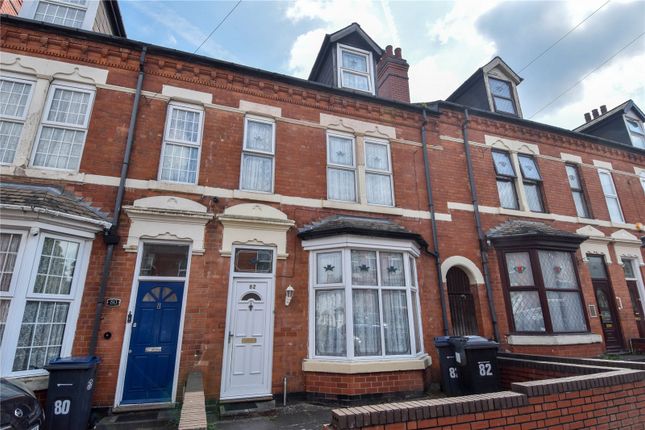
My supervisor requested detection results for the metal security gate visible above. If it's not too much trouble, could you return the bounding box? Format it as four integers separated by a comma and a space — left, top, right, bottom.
447, 267, 479, 336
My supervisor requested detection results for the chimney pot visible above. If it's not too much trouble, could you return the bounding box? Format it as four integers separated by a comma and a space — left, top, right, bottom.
592, 109, 599, 119
600, 105, 607, 114
385, 45, 393, 55
394, 47, 402, 58
584, 112, 592, 123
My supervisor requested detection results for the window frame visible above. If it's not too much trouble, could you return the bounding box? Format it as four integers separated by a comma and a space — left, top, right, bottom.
624, 117, 645, 149
492, 149, 519, 210
19, 0, 100, 32
499, 246, 590, 335
597, 169, 625, 223
0, 75, 35, 165
364, 138, 395, 207
326, 131, 358, 203
239, 115, 276, 194
0, 229, 90, 378
488, 76, 518, 115
564, 163, 591, 218
517, 154, 545, 213
337, 44, 375, 95
309, 246, 423, 361
30, 82, 96, 172
158, 102, 204, 185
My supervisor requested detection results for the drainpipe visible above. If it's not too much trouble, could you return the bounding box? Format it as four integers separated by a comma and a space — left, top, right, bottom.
460, 108, 500, 342
89, 46, 148, 356
421, 109, 450, 336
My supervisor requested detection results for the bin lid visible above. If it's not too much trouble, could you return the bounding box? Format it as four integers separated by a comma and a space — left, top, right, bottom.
45, 356, 101, 370
448, 336, 498, 349
433, 336, 451, 346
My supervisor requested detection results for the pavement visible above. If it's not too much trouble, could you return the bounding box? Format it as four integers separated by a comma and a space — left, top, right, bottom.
211, 401, 332, 430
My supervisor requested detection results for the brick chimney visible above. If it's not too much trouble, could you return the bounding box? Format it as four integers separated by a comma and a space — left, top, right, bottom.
376, 45, 410, 103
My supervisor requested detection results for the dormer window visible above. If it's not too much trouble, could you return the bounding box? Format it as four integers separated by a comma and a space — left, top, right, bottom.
337, 44, 374, 94
489, 77, 517, 115
625, 118, 645, 149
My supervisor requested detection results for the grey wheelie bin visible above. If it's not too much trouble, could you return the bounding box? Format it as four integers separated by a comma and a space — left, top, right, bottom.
44, 356, 100, 430
448, 336, 499, 394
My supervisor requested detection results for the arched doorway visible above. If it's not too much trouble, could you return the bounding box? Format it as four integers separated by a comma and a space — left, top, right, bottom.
446, 267, 479, 336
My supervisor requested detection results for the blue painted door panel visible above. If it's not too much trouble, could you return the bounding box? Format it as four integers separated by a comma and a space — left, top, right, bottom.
122, 281, 184, 404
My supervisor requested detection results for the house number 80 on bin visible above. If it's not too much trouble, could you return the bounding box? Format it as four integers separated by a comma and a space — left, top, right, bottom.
54, 399, 71, 415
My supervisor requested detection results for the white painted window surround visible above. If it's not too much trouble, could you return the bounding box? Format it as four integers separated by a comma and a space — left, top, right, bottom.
0, 229, 91, 378
597, 169, 625, 223
158, 102, 204, 185
337, 44, 375, 94
19, 0, 100, 32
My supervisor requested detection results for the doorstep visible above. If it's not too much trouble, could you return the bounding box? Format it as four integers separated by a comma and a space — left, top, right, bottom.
219, 399, 276, 418
112, 402, 175, 413
95, 408, 178, 430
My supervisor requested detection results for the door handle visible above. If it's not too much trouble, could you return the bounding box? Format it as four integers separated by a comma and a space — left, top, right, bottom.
127, 311, 133, 323
228, 332, 234, 343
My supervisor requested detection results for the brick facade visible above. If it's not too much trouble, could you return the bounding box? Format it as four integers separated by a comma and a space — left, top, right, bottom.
0, 16, 644, 409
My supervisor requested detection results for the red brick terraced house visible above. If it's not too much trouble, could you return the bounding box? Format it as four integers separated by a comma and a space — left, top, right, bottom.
0, 3, 644, 412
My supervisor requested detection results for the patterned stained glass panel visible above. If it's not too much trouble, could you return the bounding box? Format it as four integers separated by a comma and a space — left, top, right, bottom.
351, 250, 377, 286
342, 51, 368, 73
547, 291, 587, 332
510, 291, 545, 332
505, 252, 534, 287
317, 252, 342, 284
524, 183, 543, 212
565, 165, 581, 189
489, 78, 512, 97
518, 155, 541, 180
379, 252, 405, 286
496, 180, 518, 209
538, 250, 577, 290
492, 152, 515, 176
328, 135, 354, 166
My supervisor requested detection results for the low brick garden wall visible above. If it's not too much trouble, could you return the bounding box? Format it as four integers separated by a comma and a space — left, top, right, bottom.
324, 354, 645, 430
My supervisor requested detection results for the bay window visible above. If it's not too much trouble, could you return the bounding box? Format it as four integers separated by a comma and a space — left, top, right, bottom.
311, 247, 422, 359
31, 83, 95, 171
159, 103, 203, 184
326, 133, 357, 202
0, 231, 89, 377
501, 248, 588, 334
0, 76, 35, 164
240, 117, 275, 193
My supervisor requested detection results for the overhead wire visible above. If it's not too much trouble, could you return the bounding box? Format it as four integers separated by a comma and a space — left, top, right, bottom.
528, 31, 645, 119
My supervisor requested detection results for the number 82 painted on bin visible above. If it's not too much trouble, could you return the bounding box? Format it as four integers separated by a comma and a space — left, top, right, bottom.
478, 362, 493, 376
54, 399, 71, 415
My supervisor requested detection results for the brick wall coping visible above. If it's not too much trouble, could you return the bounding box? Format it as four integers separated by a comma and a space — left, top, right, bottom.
329, 355, 645, 430
330, 391, 527, 429
498, 351, 645, 370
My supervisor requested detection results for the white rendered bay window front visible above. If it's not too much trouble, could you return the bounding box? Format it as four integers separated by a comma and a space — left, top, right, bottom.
0, 230, 90, 377
309, 244, 423, 359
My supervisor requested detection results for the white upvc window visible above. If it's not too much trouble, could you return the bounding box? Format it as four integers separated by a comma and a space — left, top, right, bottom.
337, 44, 374, 94
240, 116, 275, 193
31, 83, 95, 171
34, 0, 89, 28
310, 246, 422, 359
598, 169, 624, 223
625, 118, 645, 149
159, 103, 203, 184
0, 231, 89, 377
364, 139, 394, 206
326, 132, 357, 202
0, 76, 35, 165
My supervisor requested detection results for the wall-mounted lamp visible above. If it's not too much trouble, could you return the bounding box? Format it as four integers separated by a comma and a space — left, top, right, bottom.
285, 285, 294, 306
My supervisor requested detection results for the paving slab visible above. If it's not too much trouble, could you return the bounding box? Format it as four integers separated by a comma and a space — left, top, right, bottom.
212, 402, 331, 430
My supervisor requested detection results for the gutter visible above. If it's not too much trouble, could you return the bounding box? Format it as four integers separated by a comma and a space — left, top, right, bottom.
460, 108, 500, 342
420, 108, 450, 336
89, 46, 147, 356
0, 204, 111, 229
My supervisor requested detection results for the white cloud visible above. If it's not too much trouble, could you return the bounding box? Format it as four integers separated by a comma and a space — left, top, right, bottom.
532, 52, 645, 128
285, 0, 400, 78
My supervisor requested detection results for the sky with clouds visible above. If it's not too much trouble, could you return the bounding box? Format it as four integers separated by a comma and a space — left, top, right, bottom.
120, 0, 644, 130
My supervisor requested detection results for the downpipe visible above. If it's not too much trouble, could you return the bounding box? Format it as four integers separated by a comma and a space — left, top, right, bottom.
89, 46, 148, 356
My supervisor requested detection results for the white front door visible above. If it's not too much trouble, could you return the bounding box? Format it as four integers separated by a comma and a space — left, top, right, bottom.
221, 278, 273, 399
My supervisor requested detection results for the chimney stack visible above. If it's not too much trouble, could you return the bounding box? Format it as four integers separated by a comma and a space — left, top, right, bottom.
600, 105, 607, 114
592, 109, 600, 119
376, 45, 410, 103
584, 112, 592, 123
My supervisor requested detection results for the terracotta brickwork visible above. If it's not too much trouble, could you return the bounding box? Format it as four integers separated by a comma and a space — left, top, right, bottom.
1, 17, 644, 408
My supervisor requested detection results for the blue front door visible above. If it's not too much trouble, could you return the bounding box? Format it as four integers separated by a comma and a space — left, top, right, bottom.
122, 281, 184, 404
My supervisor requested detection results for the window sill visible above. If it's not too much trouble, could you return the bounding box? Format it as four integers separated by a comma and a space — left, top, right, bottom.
302, 354, 431, 374
5, 373, 49, 391
507, 333, 603, 346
